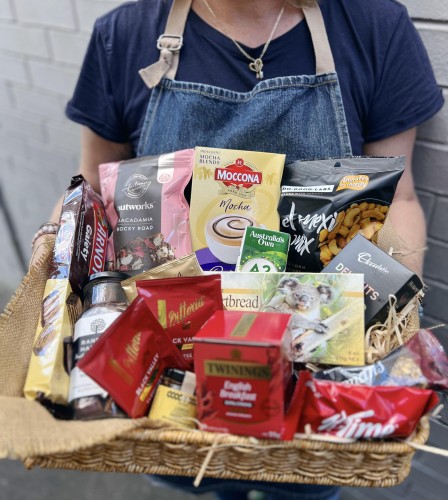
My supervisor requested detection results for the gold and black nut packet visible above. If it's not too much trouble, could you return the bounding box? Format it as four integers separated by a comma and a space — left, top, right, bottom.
278, 156, 404, 272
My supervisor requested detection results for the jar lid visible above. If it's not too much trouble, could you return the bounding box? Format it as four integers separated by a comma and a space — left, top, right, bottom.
88, 271, 129, 282
164, 368, 186, 384
83, 271, 129, 292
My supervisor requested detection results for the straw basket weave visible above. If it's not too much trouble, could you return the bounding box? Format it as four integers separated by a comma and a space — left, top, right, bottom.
0, 223, 429, 487
21, 419, 430, 488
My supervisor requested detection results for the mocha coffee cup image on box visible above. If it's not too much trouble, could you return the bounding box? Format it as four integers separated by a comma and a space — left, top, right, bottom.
205, 213, 255, 265
189, 147, 285, 271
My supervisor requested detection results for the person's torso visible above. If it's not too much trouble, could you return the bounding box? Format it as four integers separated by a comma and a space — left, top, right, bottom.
96, 0, 408, 155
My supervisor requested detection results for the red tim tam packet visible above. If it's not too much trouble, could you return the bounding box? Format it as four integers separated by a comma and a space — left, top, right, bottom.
77, 297, 189, 418
296, 371, 438, 440
136, 275, 223, 366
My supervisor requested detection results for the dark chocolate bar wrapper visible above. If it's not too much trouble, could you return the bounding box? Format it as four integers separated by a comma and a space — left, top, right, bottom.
49, 175, 109, 294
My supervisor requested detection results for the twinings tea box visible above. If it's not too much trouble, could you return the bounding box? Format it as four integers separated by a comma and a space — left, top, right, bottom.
207, 272, 365, 366
236, 227, 290, 272
324, 234, 423, 327
189, 147, 285, 271
193, 310, 302, 440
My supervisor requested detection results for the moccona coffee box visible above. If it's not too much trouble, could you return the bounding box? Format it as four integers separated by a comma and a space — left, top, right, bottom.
189, 147, 285, 271
24, 175, 109, 405
206, 272, 365, 366
324, 234, 423, 327
193, 310, 303, 440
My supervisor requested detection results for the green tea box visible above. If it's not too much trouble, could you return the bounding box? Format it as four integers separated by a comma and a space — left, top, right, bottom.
236, 227, 290, 273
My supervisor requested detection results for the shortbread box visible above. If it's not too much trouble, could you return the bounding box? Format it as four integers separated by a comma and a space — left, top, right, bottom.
206, 271, 365, 366
324, 234, 423, 327
193, 310, 302, 440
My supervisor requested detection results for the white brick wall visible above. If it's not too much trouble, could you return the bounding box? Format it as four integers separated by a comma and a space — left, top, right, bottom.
0, 0, 14, 21
0, 2, 447, 495
0, 52, 29, 84
28, 59, 80, 95
15, 0, 76, 29
404, 0, 448, 21
0, 0, 125, 290
417, 24, 448, 87
402, 0, 448, 344
49, 30, 90, 65
0, 24, 50, 57
76, 0, 124, 31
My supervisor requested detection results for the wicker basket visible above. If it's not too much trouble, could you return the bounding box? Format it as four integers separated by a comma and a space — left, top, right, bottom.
22, 418, 430, 488
0, 225, 430, 488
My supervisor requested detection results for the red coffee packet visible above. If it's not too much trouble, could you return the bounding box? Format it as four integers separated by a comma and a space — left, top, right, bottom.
77, 297, 189, 418
136, 274, 223, 366
296, 371, 438, 439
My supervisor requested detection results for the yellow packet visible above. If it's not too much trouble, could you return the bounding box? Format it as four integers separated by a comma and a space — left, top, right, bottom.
23, 279, 81, 404
121, 253, 203, 303
189, 147, 285, 271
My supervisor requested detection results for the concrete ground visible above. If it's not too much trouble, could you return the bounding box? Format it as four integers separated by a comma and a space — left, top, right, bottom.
1, 287, 447, 500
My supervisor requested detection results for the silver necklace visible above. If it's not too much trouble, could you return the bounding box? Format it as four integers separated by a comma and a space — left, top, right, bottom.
201, 0, 287, 79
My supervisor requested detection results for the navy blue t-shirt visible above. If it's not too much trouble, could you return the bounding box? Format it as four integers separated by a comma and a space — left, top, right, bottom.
66, 0, 444, 156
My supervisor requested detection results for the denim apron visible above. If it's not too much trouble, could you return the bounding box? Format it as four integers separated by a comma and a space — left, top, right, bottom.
137, 0, 352, 163
139, 1, 344, 498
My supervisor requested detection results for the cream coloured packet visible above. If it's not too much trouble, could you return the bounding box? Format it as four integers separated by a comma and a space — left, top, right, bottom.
189, 147, 285, 271
121, 253, 203, 302
204, 271, 365, 366
23, 279, 82, 405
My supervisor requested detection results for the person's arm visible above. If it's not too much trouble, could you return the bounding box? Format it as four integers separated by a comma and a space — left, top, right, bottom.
364, 127, 426, 276
49, 126, 133, 222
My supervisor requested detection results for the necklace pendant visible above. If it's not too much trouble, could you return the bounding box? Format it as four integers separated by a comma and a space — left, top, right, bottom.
249, 58, 264, 79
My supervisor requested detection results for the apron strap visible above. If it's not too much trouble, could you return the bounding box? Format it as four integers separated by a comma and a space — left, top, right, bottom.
139, 0, 192, 89
302, 2, 335, 74
139, 0, 335, 89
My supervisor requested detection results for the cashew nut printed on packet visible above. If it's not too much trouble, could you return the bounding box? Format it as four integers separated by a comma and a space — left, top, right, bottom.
189, 147, 286, 271
278, 156, 405, 272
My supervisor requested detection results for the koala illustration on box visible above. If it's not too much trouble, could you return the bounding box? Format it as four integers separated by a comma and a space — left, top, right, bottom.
262, 277, 334, 358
